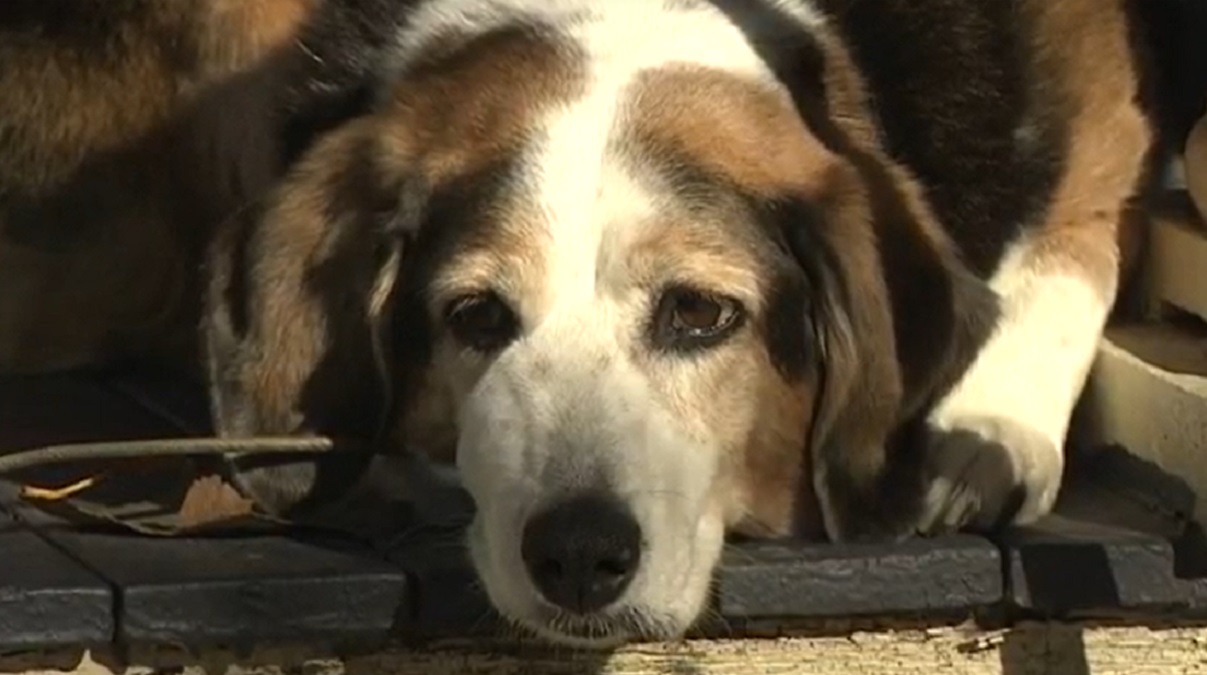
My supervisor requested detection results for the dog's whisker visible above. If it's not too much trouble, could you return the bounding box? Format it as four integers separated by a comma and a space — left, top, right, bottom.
613, 487, 691, 502
719, 542, 762, 565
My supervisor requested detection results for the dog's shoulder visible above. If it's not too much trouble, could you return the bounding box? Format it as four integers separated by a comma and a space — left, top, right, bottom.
0, 0, 317, 190
0, 0, 319, 373
804, 0, 1170, 275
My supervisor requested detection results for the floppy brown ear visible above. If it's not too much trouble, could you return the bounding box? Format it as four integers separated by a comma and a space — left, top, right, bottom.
725, 21, 1004, 542
203, 120, 425, 515
772, 179, 999, 543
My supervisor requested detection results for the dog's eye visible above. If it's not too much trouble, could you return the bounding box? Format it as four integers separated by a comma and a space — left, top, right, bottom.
653, 286, 744, 351
445, 292, 519, 352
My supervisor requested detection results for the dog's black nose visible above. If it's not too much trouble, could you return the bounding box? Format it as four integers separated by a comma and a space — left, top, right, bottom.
521, 494, 643, 614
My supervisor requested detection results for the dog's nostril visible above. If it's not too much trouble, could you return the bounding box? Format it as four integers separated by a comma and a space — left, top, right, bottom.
521, 494, 643, 614
536, 559, 564, 581
596, 555, 631, 578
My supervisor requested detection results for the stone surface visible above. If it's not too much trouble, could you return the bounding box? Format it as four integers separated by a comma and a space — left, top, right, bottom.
999, 515, 1187, 616
5, 367, 1207, 659
716, 535, 1003, 619
1149, 206, 1207, 323
999, 443, 1207, 618
0, 522, 112, 651
1079, 326, 1207, 526
2, 491, 408, 649
0, 371, 409, 649
384, 528, 498, 639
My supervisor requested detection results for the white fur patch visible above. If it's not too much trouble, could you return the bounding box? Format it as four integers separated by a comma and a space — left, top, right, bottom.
923, 239, 1113, 530
380, 0, 826, 99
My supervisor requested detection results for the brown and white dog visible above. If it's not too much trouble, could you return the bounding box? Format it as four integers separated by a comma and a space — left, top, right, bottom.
5, 0, 1207, 648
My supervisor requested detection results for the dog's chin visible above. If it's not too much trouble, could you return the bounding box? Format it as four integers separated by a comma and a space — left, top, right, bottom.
518, 618, 633, 650
512, 607, 684, 649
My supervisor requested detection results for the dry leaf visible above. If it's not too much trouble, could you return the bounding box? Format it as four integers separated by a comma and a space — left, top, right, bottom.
21, 474, 104, 501
178, 474, 255, 528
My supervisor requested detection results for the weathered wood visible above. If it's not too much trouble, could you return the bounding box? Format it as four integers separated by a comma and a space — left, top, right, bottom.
1187, 115, 1207, 221
1149, 207, 1207, 323
8, 624, 1207, 675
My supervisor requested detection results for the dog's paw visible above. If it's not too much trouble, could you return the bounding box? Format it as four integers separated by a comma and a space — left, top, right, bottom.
916, 415, 1064, 536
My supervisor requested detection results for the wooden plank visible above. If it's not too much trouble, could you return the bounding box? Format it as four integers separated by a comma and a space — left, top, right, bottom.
1149, 206, 1207, 323
1000, 517, 1187, 616
1186, 114, 1206, 222
383, 517, 1005, 640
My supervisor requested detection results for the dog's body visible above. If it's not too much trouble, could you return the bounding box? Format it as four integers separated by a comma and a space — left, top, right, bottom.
0, 0, 318, 374
4, 0, 1205, 647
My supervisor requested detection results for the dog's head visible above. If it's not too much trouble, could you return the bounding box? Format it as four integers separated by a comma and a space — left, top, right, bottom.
205, 0, 998, 646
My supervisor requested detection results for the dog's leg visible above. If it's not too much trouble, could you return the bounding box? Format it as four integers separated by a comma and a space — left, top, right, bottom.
917, 211, 1130, 534
912, 0, 1154, 532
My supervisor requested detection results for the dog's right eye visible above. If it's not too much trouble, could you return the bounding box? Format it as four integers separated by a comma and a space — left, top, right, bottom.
445, 291, 519, 352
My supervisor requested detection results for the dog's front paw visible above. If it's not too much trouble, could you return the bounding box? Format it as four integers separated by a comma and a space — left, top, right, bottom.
916, 415, 1064, 536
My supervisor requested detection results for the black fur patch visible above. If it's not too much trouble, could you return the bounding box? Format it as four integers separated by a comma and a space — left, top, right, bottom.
390, 157, 526, 378
1124, 0, 1207, 155
713, 0, 1068, 278
707, 2, 999, 412
273, 0, 426, 169
0, 1, 161, 55
0, 0, 213, 78
822, 0, 1066, 276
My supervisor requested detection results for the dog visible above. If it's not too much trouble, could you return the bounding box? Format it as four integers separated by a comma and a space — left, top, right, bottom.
5, 0, 1206, 648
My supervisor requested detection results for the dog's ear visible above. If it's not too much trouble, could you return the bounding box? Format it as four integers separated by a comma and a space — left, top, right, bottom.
203, 119, 426, 515
771, 178, 999, 543
728, 21, 1001, 542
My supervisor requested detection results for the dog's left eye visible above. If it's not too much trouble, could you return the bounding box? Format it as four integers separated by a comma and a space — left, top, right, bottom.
653, 286, 744, 351
445, 291, 519, 352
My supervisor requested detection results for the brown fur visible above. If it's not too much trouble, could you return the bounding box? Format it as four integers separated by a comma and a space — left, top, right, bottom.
6, 0, 1177, 543
625, 67, 840, 198
384, 27, 587, 459
787, 0, 1164, 539
0, 0, 316, 375
1025, 0, 1152, 298
205, 24, 588, 511
211, 119, 382, 435
637, 32, 999, 540
378, 26, 587, 184
621, 67, 862, 538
